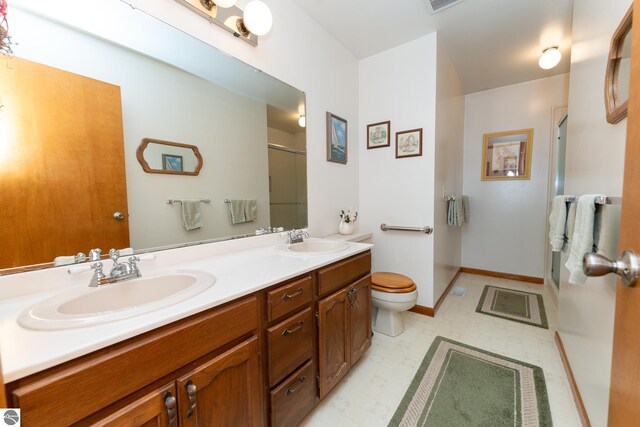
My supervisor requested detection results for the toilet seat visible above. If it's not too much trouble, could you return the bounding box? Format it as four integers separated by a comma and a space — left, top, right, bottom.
371, 272, 416, 293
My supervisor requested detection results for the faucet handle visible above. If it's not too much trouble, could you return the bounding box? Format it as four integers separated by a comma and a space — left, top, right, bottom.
108, 249, 120, 262
89, 248, 102, 262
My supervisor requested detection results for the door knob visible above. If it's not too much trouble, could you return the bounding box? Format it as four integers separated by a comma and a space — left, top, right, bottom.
582, 250, 640, 287
113, 212, 125, 220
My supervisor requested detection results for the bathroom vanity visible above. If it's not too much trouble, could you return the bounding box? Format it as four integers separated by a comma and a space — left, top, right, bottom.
1, 242, 372, 426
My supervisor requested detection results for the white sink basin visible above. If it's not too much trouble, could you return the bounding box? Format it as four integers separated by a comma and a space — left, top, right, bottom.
18, 270, 215, 330
277, 238, 349, 256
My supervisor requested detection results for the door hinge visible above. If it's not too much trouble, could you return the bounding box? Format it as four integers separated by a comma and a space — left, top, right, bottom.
315, 311, 319, 329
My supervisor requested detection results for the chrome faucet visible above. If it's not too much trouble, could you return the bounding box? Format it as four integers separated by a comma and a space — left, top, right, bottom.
286, 229, 310, 245
78, 248, 148, 287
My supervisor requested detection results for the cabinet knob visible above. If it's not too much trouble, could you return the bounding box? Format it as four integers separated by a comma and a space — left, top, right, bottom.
163, 392, 177, 427
185, 380, 198, 419
282, 320, 305, 336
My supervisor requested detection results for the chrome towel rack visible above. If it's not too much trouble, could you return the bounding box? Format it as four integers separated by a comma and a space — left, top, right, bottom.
166, 199, 211, 205
380, 223, 433, 234
563, 195, 622, 205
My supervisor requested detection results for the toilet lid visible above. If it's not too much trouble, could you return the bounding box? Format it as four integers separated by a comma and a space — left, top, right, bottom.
371, 272, 417, 293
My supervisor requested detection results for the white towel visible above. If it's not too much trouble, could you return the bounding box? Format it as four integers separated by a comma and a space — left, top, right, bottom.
447, 199, 463, 227
548, 195, 567, 252
593, 205, 610, 255
229, 200, 247, 224
565, 195, 602, 284
245, 199, 257, 222
181, 201, 202, 231
563, 202, 577, 253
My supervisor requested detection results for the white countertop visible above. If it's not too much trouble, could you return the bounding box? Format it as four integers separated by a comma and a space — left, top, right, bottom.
0, 238, 372, 383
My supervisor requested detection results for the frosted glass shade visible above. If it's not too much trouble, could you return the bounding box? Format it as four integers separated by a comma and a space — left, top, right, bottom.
298, 115, 306, 128
539, 47, 561, 70
215, 0, 237, 7
243, 0, 272, 36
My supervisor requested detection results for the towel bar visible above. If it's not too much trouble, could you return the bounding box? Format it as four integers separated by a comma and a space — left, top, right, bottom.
166, 199, 211, 205
380, 224, 433, 234
563, 196, 622, 205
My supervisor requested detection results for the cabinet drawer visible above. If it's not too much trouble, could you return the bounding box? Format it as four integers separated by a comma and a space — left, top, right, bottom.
317, 251, 371, 297
267, 307, 313, 386
270, 360, 316, 427
267, 275, 313, 322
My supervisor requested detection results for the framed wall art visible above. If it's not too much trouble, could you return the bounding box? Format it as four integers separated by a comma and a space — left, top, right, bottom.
396, 128, 423, 158
327, 112, 348, 164
162, 154, 183, 172
367, 120, 390, 149
481, 128, 533, 180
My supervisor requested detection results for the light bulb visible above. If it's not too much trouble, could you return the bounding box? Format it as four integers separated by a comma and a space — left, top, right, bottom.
215, 0, 237, 7
243, 0, 272, 36
539, 47, 561, 70
298, 115, 306, 128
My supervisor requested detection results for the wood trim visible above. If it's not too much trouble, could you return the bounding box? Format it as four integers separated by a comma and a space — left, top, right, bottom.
408, 268, 462, 317
605, 4, 633, 124
555, 332, 592, 427
136, 138, 203, 176
460, 267, 544, 284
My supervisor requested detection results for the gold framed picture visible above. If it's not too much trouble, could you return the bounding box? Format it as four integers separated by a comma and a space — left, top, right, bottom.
481, 128, 533, 180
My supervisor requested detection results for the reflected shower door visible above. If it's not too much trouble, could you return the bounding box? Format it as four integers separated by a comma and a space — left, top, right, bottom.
551, 114, 568, 288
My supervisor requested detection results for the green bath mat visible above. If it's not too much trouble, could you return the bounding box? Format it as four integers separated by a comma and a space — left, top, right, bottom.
476, 285, 548, 329
388, 336, 552, 427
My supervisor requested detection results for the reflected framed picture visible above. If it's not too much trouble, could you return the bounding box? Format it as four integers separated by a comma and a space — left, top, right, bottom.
327, 112, 348, 164
481, 128, 533, 180
367, 120, 390, 149
396, 128, 423, 158
162, 154, 183, 172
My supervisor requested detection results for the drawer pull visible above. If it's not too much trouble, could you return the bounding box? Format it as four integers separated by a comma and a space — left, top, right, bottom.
285, 375, 307, 396
282, 320, 304, 336
185, 380, 198, 419
163, 391, 177, 427
282, 287, 304, 300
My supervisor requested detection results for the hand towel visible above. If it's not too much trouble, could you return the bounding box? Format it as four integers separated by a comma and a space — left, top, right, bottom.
447, 200, 454, 226
593, 205, 611, 255
565, 195, 602, 284
447, 199, 463, 227
563, 202, 577, 253
181, 200, 202, 231
548, 195, 567, 252
229, 199, 247, 224
454, 197, 464, 226
462, 196, 470, 223
244, 199, 257, 222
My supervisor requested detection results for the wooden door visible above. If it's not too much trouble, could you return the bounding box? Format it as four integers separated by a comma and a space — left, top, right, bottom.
177, 336, 262, 427
317, 286, 350, 399
608, 3, 640, 424
73, 383, 177, 427
0, 56, 129, 270
349, 275, 372, 367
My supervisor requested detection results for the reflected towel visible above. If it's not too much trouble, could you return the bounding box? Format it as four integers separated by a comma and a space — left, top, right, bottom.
462, 196, 470, 223
181, 200, 202, 231
548, 195, 567, 252
245, 199, 257, 222
563, 202, 577, 253
229, 199, 247, 224
565, 195, 602, 284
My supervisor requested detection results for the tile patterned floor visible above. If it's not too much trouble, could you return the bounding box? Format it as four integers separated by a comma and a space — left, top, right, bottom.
300, 273, 581, 427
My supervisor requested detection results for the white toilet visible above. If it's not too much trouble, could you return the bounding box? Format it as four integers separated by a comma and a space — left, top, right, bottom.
371, 272, 418, 337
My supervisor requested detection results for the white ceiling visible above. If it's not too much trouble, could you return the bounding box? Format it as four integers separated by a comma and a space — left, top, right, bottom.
291, 0, 574, 94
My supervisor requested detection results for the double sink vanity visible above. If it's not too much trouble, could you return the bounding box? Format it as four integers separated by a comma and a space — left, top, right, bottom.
0, 235, 373, 426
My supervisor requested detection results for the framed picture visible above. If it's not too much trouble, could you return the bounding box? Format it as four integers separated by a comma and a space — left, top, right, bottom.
326, 112, 348, 164
396, 128, 423, 158
367, 121, 390, 149
481, 128, 533, 180
162, 154, 183, 172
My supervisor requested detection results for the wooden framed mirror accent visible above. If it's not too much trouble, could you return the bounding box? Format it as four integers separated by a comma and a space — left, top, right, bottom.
606, 4, 633, 124
136, 138, 203, 176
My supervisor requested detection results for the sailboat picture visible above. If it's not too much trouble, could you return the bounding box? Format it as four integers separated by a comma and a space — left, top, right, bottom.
326, 111, 348, 164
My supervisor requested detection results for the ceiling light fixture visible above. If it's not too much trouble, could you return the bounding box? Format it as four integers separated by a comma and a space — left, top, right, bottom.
175, 0, 272, 46
298, 115, 306, 128
539, 46, 561, 70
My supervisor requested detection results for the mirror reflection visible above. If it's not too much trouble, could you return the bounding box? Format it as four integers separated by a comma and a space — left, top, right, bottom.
0, 5, 307, 273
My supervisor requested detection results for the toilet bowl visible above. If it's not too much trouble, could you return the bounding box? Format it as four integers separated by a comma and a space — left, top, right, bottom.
370, 272, 418, 337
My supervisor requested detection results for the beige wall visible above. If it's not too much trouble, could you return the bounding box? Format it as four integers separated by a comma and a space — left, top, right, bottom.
557, 0, 632, 425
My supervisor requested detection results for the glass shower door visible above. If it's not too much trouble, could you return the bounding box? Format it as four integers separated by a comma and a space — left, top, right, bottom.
551, 114, 568, 288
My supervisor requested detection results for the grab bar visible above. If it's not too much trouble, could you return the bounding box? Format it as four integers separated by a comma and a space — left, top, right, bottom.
380, 223, 433, 234
166, 199, 211, 205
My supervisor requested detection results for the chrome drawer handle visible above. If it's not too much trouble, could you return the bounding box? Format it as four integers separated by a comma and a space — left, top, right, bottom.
185, 380, 197, 419
163, 392, 177, 427
282, 320, 304, 336
285, 375, 307, 396
282, 288, 304, 300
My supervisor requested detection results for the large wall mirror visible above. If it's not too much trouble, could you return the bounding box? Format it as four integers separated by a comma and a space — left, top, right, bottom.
0, 2, 307, 274
606, 4, 633, 124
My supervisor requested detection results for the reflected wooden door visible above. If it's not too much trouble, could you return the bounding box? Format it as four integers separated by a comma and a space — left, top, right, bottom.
608, 3, 640, 425
0, 57, 129, 269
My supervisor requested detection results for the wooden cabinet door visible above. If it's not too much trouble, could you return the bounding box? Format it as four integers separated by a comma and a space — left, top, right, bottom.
177, 336, 262, 427
73, 383, 177, 427
349, 275, 372, 367
317, 287, 350, 399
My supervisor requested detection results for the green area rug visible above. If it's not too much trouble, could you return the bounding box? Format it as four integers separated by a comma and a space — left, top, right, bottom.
388, 337, 552, 427
476, 285, 548, 329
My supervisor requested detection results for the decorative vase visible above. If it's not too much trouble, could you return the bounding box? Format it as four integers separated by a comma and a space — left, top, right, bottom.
339, 219, 354, 235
